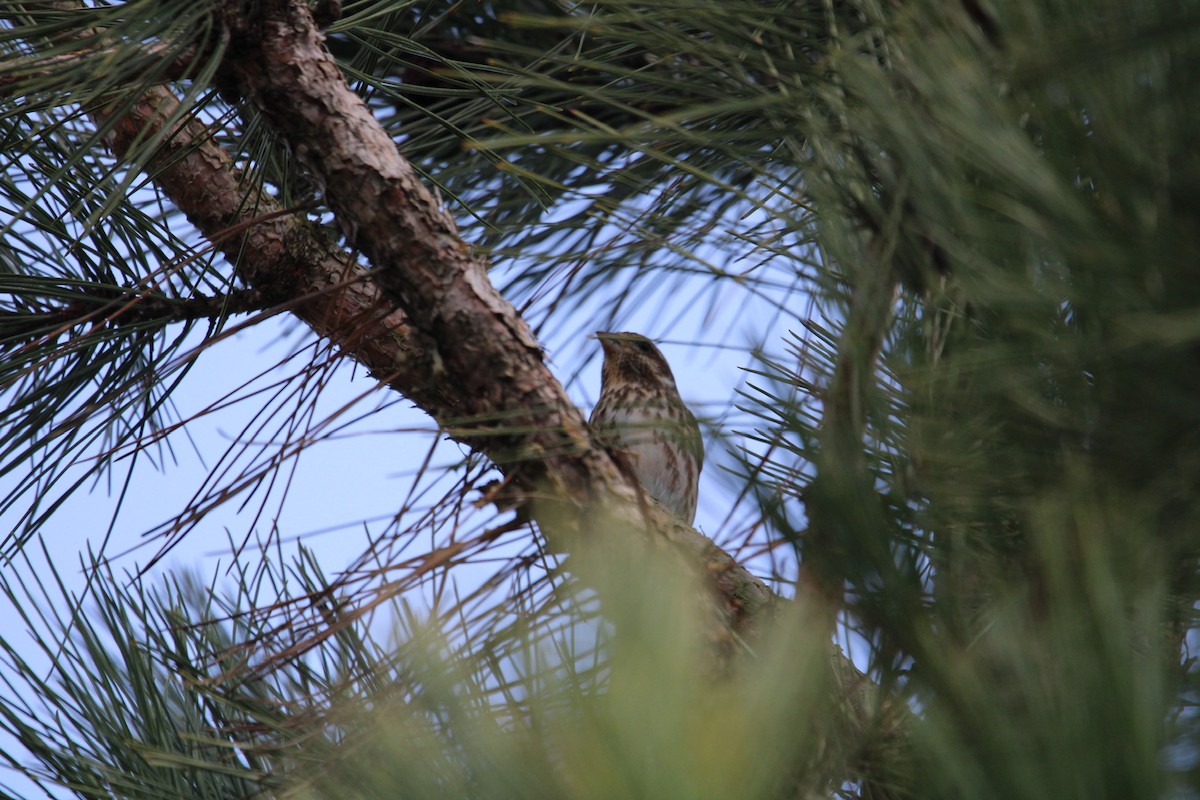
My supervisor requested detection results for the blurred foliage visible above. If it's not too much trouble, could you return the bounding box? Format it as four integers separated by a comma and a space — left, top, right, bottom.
0, 536, 838, 800
0, 0, 1198, 797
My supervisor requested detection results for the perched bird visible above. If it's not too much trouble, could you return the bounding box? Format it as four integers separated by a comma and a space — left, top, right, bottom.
589, 331, 703, 525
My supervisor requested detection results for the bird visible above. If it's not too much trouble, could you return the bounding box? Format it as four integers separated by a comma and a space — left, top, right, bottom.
589, 331, 703, 525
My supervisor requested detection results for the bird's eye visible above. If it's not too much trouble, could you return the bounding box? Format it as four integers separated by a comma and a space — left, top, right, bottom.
636, 340, 653, 353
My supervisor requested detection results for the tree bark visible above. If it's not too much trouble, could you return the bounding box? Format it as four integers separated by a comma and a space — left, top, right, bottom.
56, 0, 776, 637
8, 3, 898, 791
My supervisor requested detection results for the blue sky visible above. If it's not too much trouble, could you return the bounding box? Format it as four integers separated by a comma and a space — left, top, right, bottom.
0, 256, 818, 792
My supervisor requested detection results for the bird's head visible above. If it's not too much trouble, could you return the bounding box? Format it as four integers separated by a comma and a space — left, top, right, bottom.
595, 331, 679, 390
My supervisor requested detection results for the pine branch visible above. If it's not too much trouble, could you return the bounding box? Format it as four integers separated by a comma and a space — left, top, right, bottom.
0, 39, 204, 95
204, 0, 779, 639
0, 0, 780, 650
5, 1, 890, 788
0, 286, 271, 346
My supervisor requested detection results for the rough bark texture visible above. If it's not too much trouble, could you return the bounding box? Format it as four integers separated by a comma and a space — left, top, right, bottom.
96, 87, 436, 394
215, 0, 608, 512
72, 0, 777, 638
5, 2, 894, 788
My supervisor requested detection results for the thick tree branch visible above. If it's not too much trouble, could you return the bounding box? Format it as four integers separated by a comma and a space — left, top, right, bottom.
215, 0, 601, 496
43, 1, 777, 638
7, 3, 894, 788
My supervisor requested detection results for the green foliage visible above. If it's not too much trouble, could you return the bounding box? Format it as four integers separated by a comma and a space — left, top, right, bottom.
0, 543, 283, 798
289, 542, 828, 800
0, 0, 234, 554
0, 0, 1198, 797
0, 538, 833, 800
